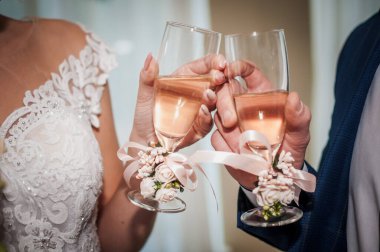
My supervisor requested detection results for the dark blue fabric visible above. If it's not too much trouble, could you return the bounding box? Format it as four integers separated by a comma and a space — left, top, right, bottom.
237, 10, 380, 252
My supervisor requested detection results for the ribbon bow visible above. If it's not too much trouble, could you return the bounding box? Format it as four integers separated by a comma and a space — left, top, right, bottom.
239, 130, 316, 194
117, 142, 198, 191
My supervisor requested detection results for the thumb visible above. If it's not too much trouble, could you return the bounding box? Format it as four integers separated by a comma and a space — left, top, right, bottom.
281, 92, 311, 169
137, 53, 159, 103
285, 92, 311, 134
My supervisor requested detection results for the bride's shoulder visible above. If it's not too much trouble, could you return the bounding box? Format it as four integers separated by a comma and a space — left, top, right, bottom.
34, 17, 87, 51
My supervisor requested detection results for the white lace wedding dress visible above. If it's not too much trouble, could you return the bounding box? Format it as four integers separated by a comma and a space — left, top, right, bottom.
0, 29, 117, 251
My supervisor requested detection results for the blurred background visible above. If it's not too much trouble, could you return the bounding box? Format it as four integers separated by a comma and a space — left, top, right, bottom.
1, 0, 379, 251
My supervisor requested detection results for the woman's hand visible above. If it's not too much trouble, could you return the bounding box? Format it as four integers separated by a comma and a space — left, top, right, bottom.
130, 53, 226, 149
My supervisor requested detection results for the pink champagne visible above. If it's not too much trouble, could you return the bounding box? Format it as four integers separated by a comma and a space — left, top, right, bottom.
154, 75, 210, 151
234, 90, 288, 149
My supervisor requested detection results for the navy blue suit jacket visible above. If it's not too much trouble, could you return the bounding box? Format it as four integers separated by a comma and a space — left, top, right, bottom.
237, 11, 380, 252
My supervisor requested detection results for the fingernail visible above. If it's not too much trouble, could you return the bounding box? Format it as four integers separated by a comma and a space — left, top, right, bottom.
206, 89, 216, 101
201, 104, 209, 115
215, 71, 225, 82
219, 59, 226, 69
296, 100, 304, 113
144, 53, 153, 70
222, 110, 232, 125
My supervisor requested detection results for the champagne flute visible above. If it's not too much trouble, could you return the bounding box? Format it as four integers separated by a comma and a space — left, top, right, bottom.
128, 21, 222, 213
225, 30, 303, 226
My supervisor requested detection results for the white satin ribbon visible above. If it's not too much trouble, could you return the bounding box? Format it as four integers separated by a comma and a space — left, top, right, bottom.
118, 130, 316, 207
189, 130, 316, 205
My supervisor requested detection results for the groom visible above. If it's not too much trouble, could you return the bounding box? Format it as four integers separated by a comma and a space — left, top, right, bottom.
212, 10, 380, 251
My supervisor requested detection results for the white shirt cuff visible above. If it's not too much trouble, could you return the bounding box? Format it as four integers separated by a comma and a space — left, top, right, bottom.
241, 186, 258, 206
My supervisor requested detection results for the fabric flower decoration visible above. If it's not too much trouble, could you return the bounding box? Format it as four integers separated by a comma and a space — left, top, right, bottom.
155, 188, 179, 203
154, 164, 176, 183
140, 177, 157, 198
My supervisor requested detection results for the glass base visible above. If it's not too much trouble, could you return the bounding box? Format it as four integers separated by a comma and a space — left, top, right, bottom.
127, 190, 186, 213
241, 206, 303, 227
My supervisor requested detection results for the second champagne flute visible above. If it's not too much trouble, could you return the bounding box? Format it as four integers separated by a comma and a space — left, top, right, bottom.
225, 30, 303, 226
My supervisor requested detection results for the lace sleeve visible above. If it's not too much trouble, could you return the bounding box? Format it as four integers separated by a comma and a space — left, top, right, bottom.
67, 30, 118, 128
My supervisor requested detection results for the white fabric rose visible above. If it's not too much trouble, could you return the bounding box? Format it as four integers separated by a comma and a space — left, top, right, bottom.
155, 188, 178, 203
155, 163, 176, 183
140, 177, 156, 198
253, 184, 295, 206
278, 187, 295, 205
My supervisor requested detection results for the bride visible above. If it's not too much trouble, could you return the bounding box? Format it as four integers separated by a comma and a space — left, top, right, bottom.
0, 15, 226, 251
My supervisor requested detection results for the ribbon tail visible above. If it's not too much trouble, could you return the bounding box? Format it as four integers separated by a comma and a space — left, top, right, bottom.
292, 170, 316, 192
189, 150, 269, 175
294, 186, 301, 206
123, 160, 140, 188
117, 147, 134, 163
191, 162, 219, 212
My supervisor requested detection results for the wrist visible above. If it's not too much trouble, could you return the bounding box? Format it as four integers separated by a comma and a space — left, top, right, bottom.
240, 183, 255, 191
128, 129, 147, 157
129, 129, 147, 145
128, 128, 157, 156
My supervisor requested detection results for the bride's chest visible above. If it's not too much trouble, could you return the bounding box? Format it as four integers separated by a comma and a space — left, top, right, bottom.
0, 104, 104, 202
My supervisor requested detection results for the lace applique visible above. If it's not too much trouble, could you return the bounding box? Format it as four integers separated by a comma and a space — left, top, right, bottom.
0, 30, 116, 251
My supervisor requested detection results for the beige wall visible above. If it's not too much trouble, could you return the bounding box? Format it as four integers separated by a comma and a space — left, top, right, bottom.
209, 0, 311, 251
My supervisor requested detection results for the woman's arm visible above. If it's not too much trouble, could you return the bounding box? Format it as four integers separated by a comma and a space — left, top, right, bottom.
94, 85, 156, 252
95, 53, 226, 251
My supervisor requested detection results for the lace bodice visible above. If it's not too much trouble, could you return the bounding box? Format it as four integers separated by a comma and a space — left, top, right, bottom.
0, 28, 117, 251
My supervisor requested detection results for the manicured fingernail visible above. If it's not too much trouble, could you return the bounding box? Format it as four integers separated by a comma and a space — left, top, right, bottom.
144, 53, 153, 70
201, 104, 209, 115
296, 100, 304, 113
206, 89, 216, 101
222, 110, 232, 125
215, 71, 225, 82
216, 54, 226, 69
219, 59, 226, 69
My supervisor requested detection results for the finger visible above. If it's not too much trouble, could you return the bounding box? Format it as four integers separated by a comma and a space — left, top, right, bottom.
209, 69, 226, 89
226, 60, 255, 79
226, 60, 272, 92
140, 53, 158, 86
177, 104, 213, 149
138, 53, 159, 103
285, 92, 311, 137
132, 53, 159, 145
202, 89, 217, 112
214, 113, 241, 153
215, 83, 237, 128
176, 54, 226, 76
211, 129, 232, 152
189, 54, 226, 74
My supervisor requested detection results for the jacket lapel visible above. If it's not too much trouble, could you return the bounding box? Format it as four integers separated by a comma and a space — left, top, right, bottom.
303, 11, 380, 251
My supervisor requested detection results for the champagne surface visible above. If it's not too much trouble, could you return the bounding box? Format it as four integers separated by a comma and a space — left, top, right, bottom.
154, 75, 210, 150
234, 90, 288, 149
